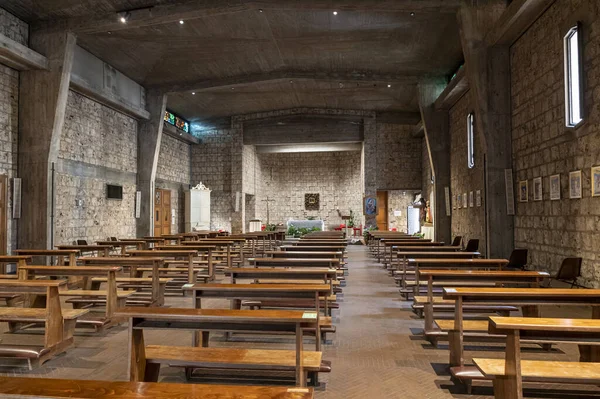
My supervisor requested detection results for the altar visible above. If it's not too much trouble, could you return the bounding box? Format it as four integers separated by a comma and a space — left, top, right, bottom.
286, 219, 325, 231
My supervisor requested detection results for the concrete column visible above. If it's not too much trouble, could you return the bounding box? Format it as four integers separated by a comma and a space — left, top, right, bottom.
136, 91, 167, 237
459, 4, 514, 258
418, 80, 452, 244
230, 120, 244, 234
362, 116, 378, 229
18, 31, 76, 249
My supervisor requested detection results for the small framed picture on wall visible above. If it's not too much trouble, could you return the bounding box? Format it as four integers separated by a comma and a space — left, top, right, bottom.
519, 180, 528, 202
462, 193, 468, 208
550, 174, 561, 200
476, 190, 482, 207
533, 177, 542, 201
592, 166, 600, 197
457, 194, 462, 209
569, 171, 582, 199
469, 191, 474, 208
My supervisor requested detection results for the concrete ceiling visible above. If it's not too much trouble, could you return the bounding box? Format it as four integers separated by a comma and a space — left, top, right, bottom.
2, 0, 464, 122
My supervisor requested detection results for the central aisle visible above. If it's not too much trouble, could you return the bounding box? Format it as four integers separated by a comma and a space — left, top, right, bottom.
317, 245, 469, 399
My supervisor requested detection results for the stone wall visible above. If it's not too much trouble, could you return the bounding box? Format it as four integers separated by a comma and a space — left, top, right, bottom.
256, 151, 363, 229
449, 92, 486, 254
511, 0, 600, 286
156, 134, 191, 233
388, 190, 419, 233
374, 123, 422, 190
55, 91, 138, 244
0, 8, 28, 46
0, 64, 19, 252
421, 139, 433, 205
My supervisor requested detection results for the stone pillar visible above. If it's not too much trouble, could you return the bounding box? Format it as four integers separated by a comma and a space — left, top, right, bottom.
136, 91, 167, 237
459, 3, 514, 258
418, 80, 452, 244
18, 31, 76, 249
362, 116, 378, 229
230, 119, 244, 234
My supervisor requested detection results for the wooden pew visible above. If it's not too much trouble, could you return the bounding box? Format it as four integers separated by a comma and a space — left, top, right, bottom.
96, 240, 146, 254
128, 249, 199, 285
184, 283, 332, 350
56, 244, 113, 257
0, 377, 314, 398
154, 244, 217, 279
281, 245, 346, 253
14, 249, 79, 267
0, 255, 32, 274
380, 239, 444, 264
115, 307, 322, 387
393, 252, 480, 288
416, 270, 548, 335
250, 258, 341, 269
18, 265, 132, 329
195, 237, 246, 266
473, 317, 600, 398
0, 280, 88, 367
266, 250, 344, 260
443, 287, 600, 373
121, 237, 165, 248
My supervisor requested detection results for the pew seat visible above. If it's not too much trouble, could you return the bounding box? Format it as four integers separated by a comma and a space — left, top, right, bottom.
435, 319, 488, 332
474, 358, 600, 383
60, 289, 135, 298
144, 345, 329, 386
0, 307, 88, 322
412, 296, 518, 318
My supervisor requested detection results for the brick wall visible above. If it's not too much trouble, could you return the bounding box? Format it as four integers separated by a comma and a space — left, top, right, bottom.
55, 91, 138, 244
0, 8, 28, 46
156, 134, 191, 233
511, 0, 600, 286
256, 151, 363, 229
0, 64, 19, 252
449, 92, 486, 254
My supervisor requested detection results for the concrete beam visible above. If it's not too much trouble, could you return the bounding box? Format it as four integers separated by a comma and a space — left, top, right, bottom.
434, 67, 469, 110
486, 0, 557, 46
418, 79, 451, 245
0, 32, 48, 71
18, 31, 76, 249
256, 143, 363, 153
458, 3, 514, 259
136, 91, 167, 237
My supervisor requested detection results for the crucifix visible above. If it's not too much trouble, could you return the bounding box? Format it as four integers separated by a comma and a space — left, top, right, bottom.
261, 196, 276, 225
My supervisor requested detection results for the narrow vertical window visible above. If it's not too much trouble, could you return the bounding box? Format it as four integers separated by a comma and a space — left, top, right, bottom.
467, 112, 475, 169
564, 24, 583, 127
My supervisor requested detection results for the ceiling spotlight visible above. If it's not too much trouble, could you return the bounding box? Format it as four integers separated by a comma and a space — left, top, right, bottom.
192, 92, 196, 95
289, 80, 293, 84
410, 12, 415, 17
259, 8, 264, 12
118, 11, 131, 23
231, 87, 235, 90
107, 31, 112, 34
387, 84, 392, 88
179, 20, 184, 24
333, 11, 338, 15
338, 82, 344, 88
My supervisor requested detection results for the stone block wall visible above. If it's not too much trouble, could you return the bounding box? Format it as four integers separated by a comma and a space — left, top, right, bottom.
256, 151, 363, 229
55, 91, 138, 244
374, 123, 422, 190
511, 0, 600, 286
388, 190, 419, 233
156, 134, 191, 233
0, 64, 19, 252
449, 92, 486, 254
0, 8, 28, 46
421, 139, 433, 205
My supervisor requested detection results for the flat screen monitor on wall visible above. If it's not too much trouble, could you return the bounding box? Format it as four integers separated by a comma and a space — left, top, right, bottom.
107, 184, 123, 200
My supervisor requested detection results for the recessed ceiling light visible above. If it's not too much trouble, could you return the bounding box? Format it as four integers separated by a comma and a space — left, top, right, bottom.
192, 92, 196, 95
118, 11, 130, 23
333, 11, 338, 15
289, 80, 293, 84
179, 20, 184, 24
410, 12, 415, 17
387, 84, 392, 88
231, 87, 235, 90
259, 8, 264, 12
107, 31, 112, 34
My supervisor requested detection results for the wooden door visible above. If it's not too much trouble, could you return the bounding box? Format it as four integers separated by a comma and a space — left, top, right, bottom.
154, 189, 172, 236
0, 176, 6, 255
376, 190, 388, 231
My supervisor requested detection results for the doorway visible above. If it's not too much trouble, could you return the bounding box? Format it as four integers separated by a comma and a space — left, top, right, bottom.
376, 190, 388, 231
154, 188, 172, 236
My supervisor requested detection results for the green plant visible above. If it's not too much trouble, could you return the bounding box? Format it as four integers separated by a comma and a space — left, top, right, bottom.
413, 232, 424, 238
287, 225, 321, 238
264, 223, 277, 232
363, 225, 378, 241
348, 210, 355, 228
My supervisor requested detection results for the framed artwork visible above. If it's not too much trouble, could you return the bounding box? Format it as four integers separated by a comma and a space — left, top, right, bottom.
453, 195, 456, 209
476, 190, 482, 207
519, 180, 528, 202
592, 166, 600, 197
462, 193, 468, 208
533, 177, 542, 201
469, 191, 474, 208
569, 171, 582, 199
304, 193, 320, 210
444, 187, 451, 216
550, 174, 561, 200
505, 169, 515, 215
364, 196, 377, 216
457, 194, 462, 209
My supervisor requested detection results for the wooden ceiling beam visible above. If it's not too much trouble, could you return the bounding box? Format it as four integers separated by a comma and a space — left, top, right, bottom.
485, 0, 557, 46
156, 70, 421, 93
32, 0, 461, 35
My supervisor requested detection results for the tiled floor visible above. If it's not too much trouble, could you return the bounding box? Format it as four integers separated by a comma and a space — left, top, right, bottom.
0, 246, 598, 398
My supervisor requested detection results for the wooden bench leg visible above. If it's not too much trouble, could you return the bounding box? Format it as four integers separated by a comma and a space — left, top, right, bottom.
144, 363, 161, 382
448, 329, 463, 367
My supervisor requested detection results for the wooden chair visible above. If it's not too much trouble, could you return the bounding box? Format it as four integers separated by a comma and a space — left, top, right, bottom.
464, 239, 479, 252
451, 236, 462, 247
504, 248, 528, 270
546, 257, 582, 288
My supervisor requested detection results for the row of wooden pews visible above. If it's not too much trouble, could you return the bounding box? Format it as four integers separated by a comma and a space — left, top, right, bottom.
368, 232, 600, 398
